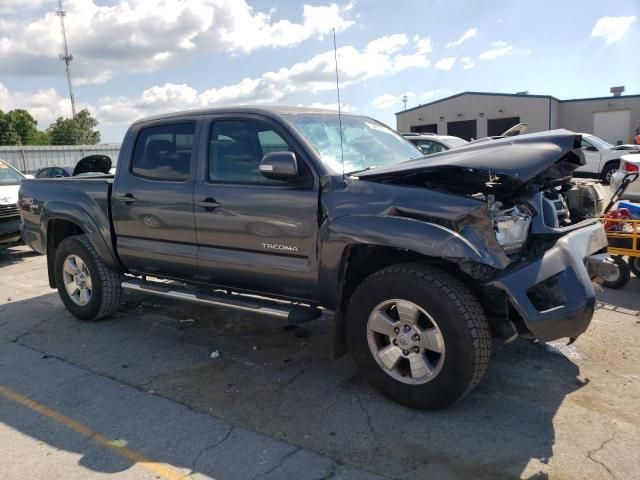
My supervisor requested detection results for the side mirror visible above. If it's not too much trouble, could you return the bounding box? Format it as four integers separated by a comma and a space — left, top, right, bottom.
259, 151, 298, 181
585, 146, 598, 152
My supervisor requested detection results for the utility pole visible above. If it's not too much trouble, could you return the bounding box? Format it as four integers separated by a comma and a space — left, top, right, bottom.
56, 0, 76, 118
401, 95, 408, 131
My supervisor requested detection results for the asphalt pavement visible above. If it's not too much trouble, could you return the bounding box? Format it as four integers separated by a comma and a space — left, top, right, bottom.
1, 246, 639, 479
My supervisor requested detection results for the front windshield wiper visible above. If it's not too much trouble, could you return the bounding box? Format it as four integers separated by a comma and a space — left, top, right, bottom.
345, 165, 379, 175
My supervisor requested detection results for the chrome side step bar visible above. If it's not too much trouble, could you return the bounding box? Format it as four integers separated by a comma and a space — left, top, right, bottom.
121, 278, 322, 323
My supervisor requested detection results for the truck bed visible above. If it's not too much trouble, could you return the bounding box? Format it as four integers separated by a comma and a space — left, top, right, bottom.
19, 177, 115, 256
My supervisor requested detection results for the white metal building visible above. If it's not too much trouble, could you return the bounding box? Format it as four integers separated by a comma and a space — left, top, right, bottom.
396, 91, 640, 144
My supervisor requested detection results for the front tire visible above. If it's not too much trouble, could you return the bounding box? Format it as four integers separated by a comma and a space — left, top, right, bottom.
54, 234, 123, 321
346, 263, 491, 409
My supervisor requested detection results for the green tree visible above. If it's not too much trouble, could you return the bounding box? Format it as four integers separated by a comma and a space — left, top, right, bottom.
47, 109, 101, 145
6, 109, 38, 144
0, 111, 22, 146
30, 130, 52, 145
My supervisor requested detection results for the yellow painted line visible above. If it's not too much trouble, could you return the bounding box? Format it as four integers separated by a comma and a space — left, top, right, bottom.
0, 385, 186, 480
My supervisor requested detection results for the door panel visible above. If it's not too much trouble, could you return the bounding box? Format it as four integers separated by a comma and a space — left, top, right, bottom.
194, 116, 319, 300
112, 121, 199, 278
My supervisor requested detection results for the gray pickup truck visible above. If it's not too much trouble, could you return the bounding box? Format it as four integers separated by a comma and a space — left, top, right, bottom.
19, 106, 615, 409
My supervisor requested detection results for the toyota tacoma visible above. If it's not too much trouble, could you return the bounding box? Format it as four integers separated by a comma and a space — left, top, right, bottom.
19, 107, 614, 409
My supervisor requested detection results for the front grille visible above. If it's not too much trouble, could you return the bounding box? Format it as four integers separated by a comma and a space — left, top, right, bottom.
0, 203, 19, 219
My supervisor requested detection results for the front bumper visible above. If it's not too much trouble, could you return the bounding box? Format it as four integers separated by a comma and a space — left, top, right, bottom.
486, 222, 610, 342
0, 217, 22, 246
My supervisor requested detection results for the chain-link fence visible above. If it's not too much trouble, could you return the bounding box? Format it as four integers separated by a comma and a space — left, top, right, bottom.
0, 144, 121, 174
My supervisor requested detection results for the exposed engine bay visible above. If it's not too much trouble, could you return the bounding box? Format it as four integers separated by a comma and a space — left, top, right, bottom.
359, 130, 607, 260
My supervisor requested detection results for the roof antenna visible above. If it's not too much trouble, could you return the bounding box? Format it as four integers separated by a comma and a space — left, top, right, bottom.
332, 28, 345, 179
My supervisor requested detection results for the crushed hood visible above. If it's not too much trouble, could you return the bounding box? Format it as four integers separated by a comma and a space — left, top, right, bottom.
360, 130, 584, 199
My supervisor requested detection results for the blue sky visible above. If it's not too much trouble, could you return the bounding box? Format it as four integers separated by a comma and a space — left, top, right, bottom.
0, 0, 638, 142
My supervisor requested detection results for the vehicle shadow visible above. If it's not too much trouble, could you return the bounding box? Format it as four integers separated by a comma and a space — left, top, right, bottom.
596, 276, 640, 313
0, 245, 42, 268
0, 291, 585, 479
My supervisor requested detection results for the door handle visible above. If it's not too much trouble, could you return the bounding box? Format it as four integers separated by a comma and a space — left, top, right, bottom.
118, 193, 137, 205
198, 198, 221, 211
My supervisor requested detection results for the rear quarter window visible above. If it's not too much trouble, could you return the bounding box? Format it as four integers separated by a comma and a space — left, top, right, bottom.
131, 123, 195, 181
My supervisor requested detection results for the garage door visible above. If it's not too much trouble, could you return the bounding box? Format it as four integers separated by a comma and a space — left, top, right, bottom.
447, 120, 477, 141
487, 117, 520, 137
594, 110, 630, 145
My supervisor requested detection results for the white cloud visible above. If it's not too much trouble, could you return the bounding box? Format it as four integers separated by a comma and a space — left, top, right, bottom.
0, 83, 79, 127
461, 57, 474, 69
435, 57, 456, 71
413, 35, 433, 55
446, 28, 477, 47
0, 0, 355, 83
2, 32, 430, 128
479, 41, 529, 60
591, 16, 636, 44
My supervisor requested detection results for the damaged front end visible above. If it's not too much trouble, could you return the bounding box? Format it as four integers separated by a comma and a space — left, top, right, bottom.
358, 130, 614, 343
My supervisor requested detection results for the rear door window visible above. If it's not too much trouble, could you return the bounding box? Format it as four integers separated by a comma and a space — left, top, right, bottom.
131, 123, 195, 181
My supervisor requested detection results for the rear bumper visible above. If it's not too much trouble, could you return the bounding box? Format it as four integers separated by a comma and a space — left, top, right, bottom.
486, 222, 609, 342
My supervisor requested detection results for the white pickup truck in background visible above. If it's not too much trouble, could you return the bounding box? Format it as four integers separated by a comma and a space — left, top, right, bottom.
575, 133, 640, 184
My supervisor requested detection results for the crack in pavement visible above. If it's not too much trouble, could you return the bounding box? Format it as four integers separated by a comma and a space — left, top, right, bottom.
586, 432, 617, 479
318, 462, 339, 480
251, 446, 301, 480
183, 425, 236, 479
355, 392, 377, 442
10, 314, 61, 344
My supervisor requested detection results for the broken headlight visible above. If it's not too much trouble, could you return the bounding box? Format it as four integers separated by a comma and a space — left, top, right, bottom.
494, 205, 532, 254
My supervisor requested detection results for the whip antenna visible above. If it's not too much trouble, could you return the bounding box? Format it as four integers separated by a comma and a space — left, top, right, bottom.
332, 28, 345, 178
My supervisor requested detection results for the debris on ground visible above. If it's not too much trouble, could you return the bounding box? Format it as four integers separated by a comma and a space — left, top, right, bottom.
544, 342, 581, 359
179, 318, 196, 323
210, 350, 221, 359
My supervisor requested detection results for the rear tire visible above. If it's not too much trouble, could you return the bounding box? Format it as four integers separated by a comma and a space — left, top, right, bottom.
602, 255, 630, 289
601, 162, 619, 185
54, 234, 123, 321
345, 263, 491, 409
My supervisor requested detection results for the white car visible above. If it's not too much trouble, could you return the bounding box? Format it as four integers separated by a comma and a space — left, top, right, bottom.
610, 154, 640, 202
575, 133, 631, 184
0, 160, 31, 248
402, 133, 468, 155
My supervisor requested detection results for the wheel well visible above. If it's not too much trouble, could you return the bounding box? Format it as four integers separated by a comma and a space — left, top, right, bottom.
46, 219, 85, 288
332, 244, 457, 359
603, 159, 620, 171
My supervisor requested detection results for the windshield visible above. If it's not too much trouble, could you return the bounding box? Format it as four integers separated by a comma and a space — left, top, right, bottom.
284, 113, 422, 174
587, 135, 614, 150
0, 161, 24, 186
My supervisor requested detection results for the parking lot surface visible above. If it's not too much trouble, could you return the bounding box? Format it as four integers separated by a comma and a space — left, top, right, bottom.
1, 246, 639, 479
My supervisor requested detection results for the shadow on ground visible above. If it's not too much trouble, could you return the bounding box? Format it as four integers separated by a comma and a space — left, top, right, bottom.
0, 289, 586, 480
0, 245, 42, 267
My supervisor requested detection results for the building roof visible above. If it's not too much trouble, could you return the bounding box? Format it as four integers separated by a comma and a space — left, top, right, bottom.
395, 91, 640, 115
